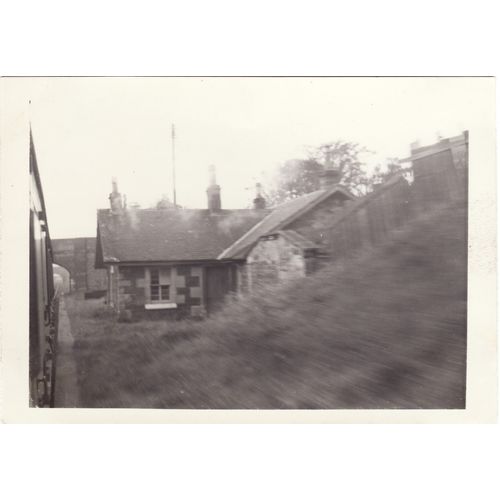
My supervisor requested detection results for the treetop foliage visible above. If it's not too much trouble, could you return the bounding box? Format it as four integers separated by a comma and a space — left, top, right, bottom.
267, 140, 402, 206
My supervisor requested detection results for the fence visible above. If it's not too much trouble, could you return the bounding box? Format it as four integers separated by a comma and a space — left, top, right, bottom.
327, 145, 467, 260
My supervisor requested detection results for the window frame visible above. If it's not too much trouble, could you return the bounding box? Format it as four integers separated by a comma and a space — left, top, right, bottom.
146, 266, 176, 305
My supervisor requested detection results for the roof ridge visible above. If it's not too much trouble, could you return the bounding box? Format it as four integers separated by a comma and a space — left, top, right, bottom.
217, 185, 353, 259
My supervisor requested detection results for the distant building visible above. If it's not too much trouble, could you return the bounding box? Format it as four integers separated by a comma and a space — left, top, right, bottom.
52, 237, 107, 294
401, 131, 468, 204
95, 166, 354, 319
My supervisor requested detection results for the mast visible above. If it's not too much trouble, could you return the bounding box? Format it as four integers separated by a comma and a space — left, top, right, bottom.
171, 123, 177, 208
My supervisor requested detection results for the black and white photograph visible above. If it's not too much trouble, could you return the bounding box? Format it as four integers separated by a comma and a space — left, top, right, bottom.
2, 4, 500, 500
2, 3, 500, 500
1, 76, 496, 421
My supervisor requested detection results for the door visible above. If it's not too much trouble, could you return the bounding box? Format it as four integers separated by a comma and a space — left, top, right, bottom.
205, 265, 237, 314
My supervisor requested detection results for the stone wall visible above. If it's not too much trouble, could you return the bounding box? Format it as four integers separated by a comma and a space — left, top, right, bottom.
175, 265, 205, 317
242, 196, 352, 291
114, 264, 205, 320
246, 235, 308, 290
412, 149, 464, 205
285, 192, 350, 249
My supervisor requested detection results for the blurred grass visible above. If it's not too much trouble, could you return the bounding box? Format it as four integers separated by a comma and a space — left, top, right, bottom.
66, 201, 467, 408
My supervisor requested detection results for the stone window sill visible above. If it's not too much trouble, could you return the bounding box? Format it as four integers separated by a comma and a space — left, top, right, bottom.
145, 303, 178, 310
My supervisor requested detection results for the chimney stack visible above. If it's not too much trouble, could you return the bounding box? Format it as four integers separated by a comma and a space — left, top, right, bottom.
206, 165, 221, 211
319, 168, 341, 190
320, 150, 342, 189
109, 177, 124, 214
253, 182, 266, 209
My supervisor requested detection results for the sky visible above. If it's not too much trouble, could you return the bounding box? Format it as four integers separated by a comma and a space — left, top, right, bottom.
22, 77, 482, 238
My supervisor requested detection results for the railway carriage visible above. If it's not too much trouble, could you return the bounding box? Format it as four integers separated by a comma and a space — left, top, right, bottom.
29, 130, 59, 407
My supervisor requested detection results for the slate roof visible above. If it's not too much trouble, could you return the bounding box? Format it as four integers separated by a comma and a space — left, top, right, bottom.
217, 185, 354, 259
274, 230, 319, 250
96, 207, 271, 265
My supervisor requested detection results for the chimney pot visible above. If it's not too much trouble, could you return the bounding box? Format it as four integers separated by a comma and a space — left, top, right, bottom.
253, 182, 266, 209
207, 165, 221, 211
109, 177, 124, 213
319, 168, 341, 190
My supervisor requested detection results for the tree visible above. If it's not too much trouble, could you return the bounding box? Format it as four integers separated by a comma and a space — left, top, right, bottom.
308, 141, 372, 194
267, 158, 323, 205
369, 158, 404, 188
268, 140, 372, 206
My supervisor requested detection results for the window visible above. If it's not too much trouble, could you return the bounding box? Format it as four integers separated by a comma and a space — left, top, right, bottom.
149, 268, 172, 302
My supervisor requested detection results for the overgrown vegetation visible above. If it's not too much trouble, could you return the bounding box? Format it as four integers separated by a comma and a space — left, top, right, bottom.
65, 202, 466, 409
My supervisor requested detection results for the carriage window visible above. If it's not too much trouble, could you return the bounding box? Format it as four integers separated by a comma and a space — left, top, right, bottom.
149, 268, 172, 302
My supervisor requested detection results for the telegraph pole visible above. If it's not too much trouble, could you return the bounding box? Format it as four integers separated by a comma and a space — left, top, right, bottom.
171, 123, 177, 208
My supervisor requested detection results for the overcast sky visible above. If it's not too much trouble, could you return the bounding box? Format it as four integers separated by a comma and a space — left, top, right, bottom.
24, 77, 480, 238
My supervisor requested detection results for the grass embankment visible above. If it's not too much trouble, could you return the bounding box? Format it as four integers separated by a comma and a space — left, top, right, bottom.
66, 201, 467, 408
